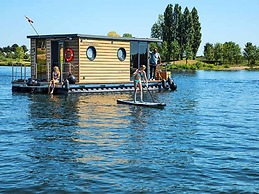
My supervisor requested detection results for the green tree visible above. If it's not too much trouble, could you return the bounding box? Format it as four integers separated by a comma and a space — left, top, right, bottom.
184, 42, 192, 64
233, 43, 242, 64
0, 50, 4, 60
149, 42, 157, 51
21, 45, 28, 53
174, 4, 184, 60
11, 44, 19, 52
257, 46, 259, 62
6, 51, 14, 59
151, 14, 163, 39
204, 43, 214, 61
159, 41, 168, 63
122, 33, 132, 37
214, 43, 223, 64
191, 7, 202, 59
243, 42, 257, 66
15, 46, 25, 62
172, 4, 181, 41
171, 40, 180, 62
24, 53, 30, 60
107, 31, 120, 37
162, 4, 174, 62
183, 7, 194, 60
223, 42, 231, 64
3, 46, 11, 53
223, 41, 241, 64
152, 3, 202, 61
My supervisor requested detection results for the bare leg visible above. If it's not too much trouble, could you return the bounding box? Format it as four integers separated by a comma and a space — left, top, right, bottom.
153, 66, 157, 80
48, 81, 52, 94
134, 89, 137, 103
50, 82, 55, 94
134, 81, 138, 103
150, 66, 153, 79
139, 83, 143, 102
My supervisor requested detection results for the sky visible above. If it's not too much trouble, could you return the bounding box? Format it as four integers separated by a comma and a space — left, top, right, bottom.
1, 0, 259, 55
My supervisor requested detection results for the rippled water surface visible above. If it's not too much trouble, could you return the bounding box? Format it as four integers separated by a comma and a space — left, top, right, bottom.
0, 66, 258, 193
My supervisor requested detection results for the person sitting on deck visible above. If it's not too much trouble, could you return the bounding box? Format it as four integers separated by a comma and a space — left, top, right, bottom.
48, 66, 60, 94
133, 65, 148, 103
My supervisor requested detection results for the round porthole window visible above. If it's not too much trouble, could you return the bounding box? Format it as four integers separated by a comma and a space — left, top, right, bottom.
117, 47, 126, 61
86, 46, 96, 61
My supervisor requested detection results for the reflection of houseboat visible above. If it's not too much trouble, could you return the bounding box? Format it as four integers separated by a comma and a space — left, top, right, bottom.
12, 34, 175, 94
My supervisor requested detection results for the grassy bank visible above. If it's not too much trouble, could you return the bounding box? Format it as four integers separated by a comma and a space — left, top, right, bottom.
164, 59, 259, 71
0, 59, 30, 66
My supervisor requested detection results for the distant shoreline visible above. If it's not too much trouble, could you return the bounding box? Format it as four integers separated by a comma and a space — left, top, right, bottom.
217, 66, 259, 71
1, 64, 258, 71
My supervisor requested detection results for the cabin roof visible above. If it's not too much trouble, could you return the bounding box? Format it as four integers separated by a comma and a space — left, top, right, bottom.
27, 33, 162, 43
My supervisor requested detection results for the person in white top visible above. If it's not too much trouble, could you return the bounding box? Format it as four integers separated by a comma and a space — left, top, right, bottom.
149, 48, 161, 80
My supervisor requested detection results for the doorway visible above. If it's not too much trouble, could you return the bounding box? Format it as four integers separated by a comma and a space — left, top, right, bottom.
130, 41, 149, 81
51, 41, 65, 81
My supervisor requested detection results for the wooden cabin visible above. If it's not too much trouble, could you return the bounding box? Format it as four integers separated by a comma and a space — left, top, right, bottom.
12, 34, 177, 94
27, 33, 162, 84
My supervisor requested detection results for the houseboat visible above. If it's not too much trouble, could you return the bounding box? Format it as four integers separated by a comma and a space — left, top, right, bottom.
12, 33, 176, 94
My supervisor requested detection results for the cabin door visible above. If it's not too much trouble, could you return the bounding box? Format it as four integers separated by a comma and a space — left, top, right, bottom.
51, 41, 65, 81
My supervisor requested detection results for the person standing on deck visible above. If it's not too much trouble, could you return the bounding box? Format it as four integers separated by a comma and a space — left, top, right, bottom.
133, 65, 148, 103
48, 66, 60, 94
149, 48, 161, 80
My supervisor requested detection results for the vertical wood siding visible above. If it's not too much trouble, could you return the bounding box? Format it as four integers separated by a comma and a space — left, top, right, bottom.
30, 39, 36, 78
46, 40, 51, 81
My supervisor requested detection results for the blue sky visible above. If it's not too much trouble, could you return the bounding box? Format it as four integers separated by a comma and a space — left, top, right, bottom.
1, 0, 259, 55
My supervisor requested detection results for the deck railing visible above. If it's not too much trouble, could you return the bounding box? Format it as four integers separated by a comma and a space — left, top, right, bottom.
11, 63, 30, 82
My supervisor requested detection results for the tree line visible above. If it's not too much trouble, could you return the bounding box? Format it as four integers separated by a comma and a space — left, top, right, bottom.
151, 3, 202, 63
204, 42, 259, 67
0, 44, 30, 62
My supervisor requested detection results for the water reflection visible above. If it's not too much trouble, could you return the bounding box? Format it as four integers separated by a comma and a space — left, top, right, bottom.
74, 94, 130, 128
28, 93, 134, 127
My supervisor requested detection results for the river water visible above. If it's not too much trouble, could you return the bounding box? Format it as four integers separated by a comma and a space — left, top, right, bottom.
0, 66, 258, 193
